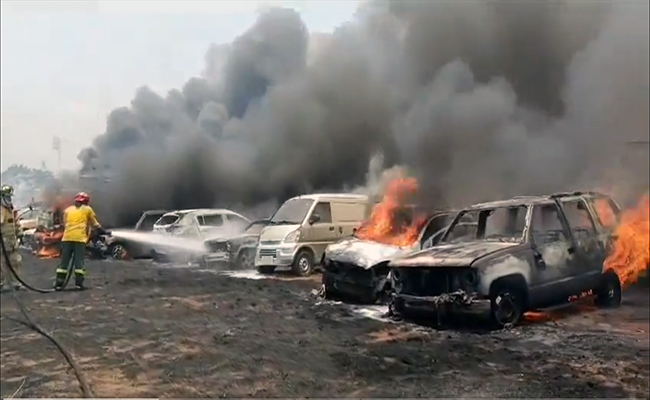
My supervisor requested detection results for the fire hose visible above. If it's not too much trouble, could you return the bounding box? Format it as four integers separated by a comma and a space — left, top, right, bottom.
1, 232, 94, 397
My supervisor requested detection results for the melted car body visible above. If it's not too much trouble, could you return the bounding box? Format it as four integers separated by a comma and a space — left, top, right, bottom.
389, 191, 623, 327
321, 210, 477, 303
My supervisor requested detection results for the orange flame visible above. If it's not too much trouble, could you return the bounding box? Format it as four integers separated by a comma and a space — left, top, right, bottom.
355, 176, 425, 247
604, 193, 650, 287
33, 229, 64, 259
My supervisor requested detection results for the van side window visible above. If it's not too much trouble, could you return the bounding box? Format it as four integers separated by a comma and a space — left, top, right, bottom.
531, 204, 569, 244
312, 202, 332, 223
201, 214, 224, 227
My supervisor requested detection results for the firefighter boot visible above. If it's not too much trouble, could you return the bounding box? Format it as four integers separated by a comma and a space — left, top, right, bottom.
54, 272, 67, 291
75, 276, 85, 291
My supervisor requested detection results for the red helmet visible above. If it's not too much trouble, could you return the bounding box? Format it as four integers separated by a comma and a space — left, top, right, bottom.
74, 192, 90, 205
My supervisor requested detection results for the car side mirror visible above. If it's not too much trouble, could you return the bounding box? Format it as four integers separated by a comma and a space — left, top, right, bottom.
309, 214, 321, 225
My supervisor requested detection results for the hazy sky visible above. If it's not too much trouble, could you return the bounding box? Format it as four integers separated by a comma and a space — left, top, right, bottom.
0, 0, 359, 172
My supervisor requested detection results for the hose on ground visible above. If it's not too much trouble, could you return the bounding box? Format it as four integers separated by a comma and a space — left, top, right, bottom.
2, 236, 73, 293
1, 233, 94, 397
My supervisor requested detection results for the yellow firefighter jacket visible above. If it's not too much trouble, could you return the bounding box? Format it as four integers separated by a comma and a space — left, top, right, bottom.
1, 205, 20, 243
62, 205, 100, 243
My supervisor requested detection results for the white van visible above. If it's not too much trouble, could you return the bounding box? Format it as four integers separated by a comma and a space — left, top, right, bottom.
255, 193, 370, 276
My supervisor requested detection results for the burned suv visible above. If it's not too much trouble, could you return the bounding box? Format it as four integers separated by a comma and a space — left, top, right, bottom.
389, 191, 623, 328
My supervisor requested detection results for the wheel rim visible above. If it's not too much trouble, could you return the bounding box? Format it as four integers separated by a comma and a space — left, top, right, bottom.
112, 245, 126, 259
298, 256, 310, 272
241, 253, 253, 269
495, 293, 517, 324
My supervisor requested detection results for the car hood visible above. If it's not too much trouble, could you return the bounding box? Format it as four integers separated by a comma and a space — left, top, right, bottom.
258, 224, 300, 242
325, 237, 413, 269
389, 241, 520, 268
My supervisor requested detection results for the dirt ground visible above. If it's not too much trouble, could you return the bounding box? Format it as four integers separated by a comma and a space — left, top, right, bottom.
1, 253, 649, 398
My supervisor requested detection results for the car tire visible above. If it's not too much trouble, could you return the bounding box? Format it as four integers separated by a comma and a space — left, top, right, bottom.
235, 250, 255, 270
594, 272, 622, 308
292, 249, 315, 277
489, 286, 525, 329
257, 265, 276, 274
109, 243, 129, 260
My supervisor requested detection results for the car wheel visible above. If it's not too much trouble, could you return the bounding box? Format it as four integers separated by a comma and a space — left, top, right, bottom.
292, 249, 314, 277
257, 265, 276, 274
490, 287, 525, 329
110, 243, 128, 260
594, 272, 622, 308
236, 250, 255, 270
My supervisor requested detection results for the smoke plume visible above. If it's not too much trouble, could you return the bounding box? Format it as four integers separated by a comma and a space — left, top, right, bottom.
78, 0, 649, 227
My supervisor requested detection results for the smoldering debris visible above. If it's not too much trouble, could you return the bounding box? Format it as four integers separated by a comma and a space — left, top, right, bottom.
79, 1, 649, 227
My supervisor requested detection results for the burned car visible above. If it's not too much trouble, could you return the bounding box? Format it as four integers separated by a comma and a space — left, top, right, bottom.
388, 191, 624, 328
203, 219, 270, 269
321, 210, 478, 304
106, 210, 170, 259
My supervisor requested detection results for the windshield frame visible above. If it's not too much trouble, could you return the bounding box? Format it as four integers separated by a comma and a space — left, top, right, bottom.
440, 205, 532, 244
269, 198, 315, 225
155, 214, 181, 226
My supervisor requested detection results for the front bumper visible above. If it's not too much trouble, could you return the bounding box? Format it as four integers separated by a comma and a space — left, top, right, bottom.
255, 244, 299, 267
323, 272, 378, 301
394, 291, 491, 316
203, 251, 232, 267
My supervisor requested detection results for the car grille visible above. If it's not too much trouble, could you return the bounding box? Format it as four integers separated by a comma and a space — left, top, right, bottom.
258, 248, 277, 257
395, 268, 470, 297
207, 241, 229, 253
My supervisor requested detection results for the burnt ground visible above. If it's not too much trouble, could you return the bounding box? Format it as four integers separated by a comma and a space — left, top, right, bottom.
1, 253, 649, 398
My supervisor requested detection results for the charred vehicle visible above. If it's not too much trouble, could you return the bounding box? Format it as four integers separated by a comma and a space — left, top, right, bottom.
389, 191, 623, 328
107, 210, 170, 259
151, 209, 251, 264
321, 211, 477, 303
202, 219, 271, 269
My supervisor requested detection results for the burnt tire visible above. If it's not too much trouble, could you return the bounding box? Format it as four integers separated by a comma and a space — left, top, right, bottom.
109, 243, 129, 260
235, 250, 255, 270
292, 249, 315, 277
490, 286, 525, 329
594, 272, 622, 308
257, 265, 276, 274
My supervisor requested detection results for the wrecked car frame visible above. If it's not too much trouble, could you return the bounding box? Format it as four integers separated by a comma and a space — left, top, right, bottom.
389, 191, 624, 327
321, 211, 477, 303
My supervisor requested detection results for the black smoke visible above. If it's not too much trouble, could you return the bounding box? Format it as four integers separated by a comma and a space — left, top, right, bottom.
79, 1, 649, 227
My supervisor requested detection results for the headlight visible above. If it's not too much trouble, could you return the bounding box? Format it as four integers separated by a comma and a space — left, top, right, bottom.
283, 230, 300, 243
226, 242, 231, 251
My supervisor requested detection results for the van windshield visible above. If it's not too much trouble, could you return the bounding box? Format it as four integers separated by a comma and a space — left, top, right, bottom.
271, 199, 314, 225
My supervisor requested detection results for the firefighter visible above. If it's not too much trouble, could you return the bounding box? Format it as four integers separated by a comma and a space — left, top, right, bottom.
54, 192, 104, 290
1, 184, 22, 291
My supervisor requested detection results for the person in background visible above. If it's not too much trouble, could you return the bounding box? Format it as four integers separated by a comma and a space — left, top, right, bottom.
0, 184, 22, 291
54, 192, 106, 290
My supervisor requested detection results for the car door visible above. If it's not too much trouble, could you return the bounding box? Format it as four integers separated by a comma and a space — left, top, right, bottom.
303, 201, 338, 257
528, 202, 579, 307
558, 198, 605, 292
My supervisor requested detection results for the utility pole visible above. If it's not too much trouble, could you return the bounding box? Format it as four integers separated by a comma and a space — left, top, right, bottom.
52, 136, 61, 172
